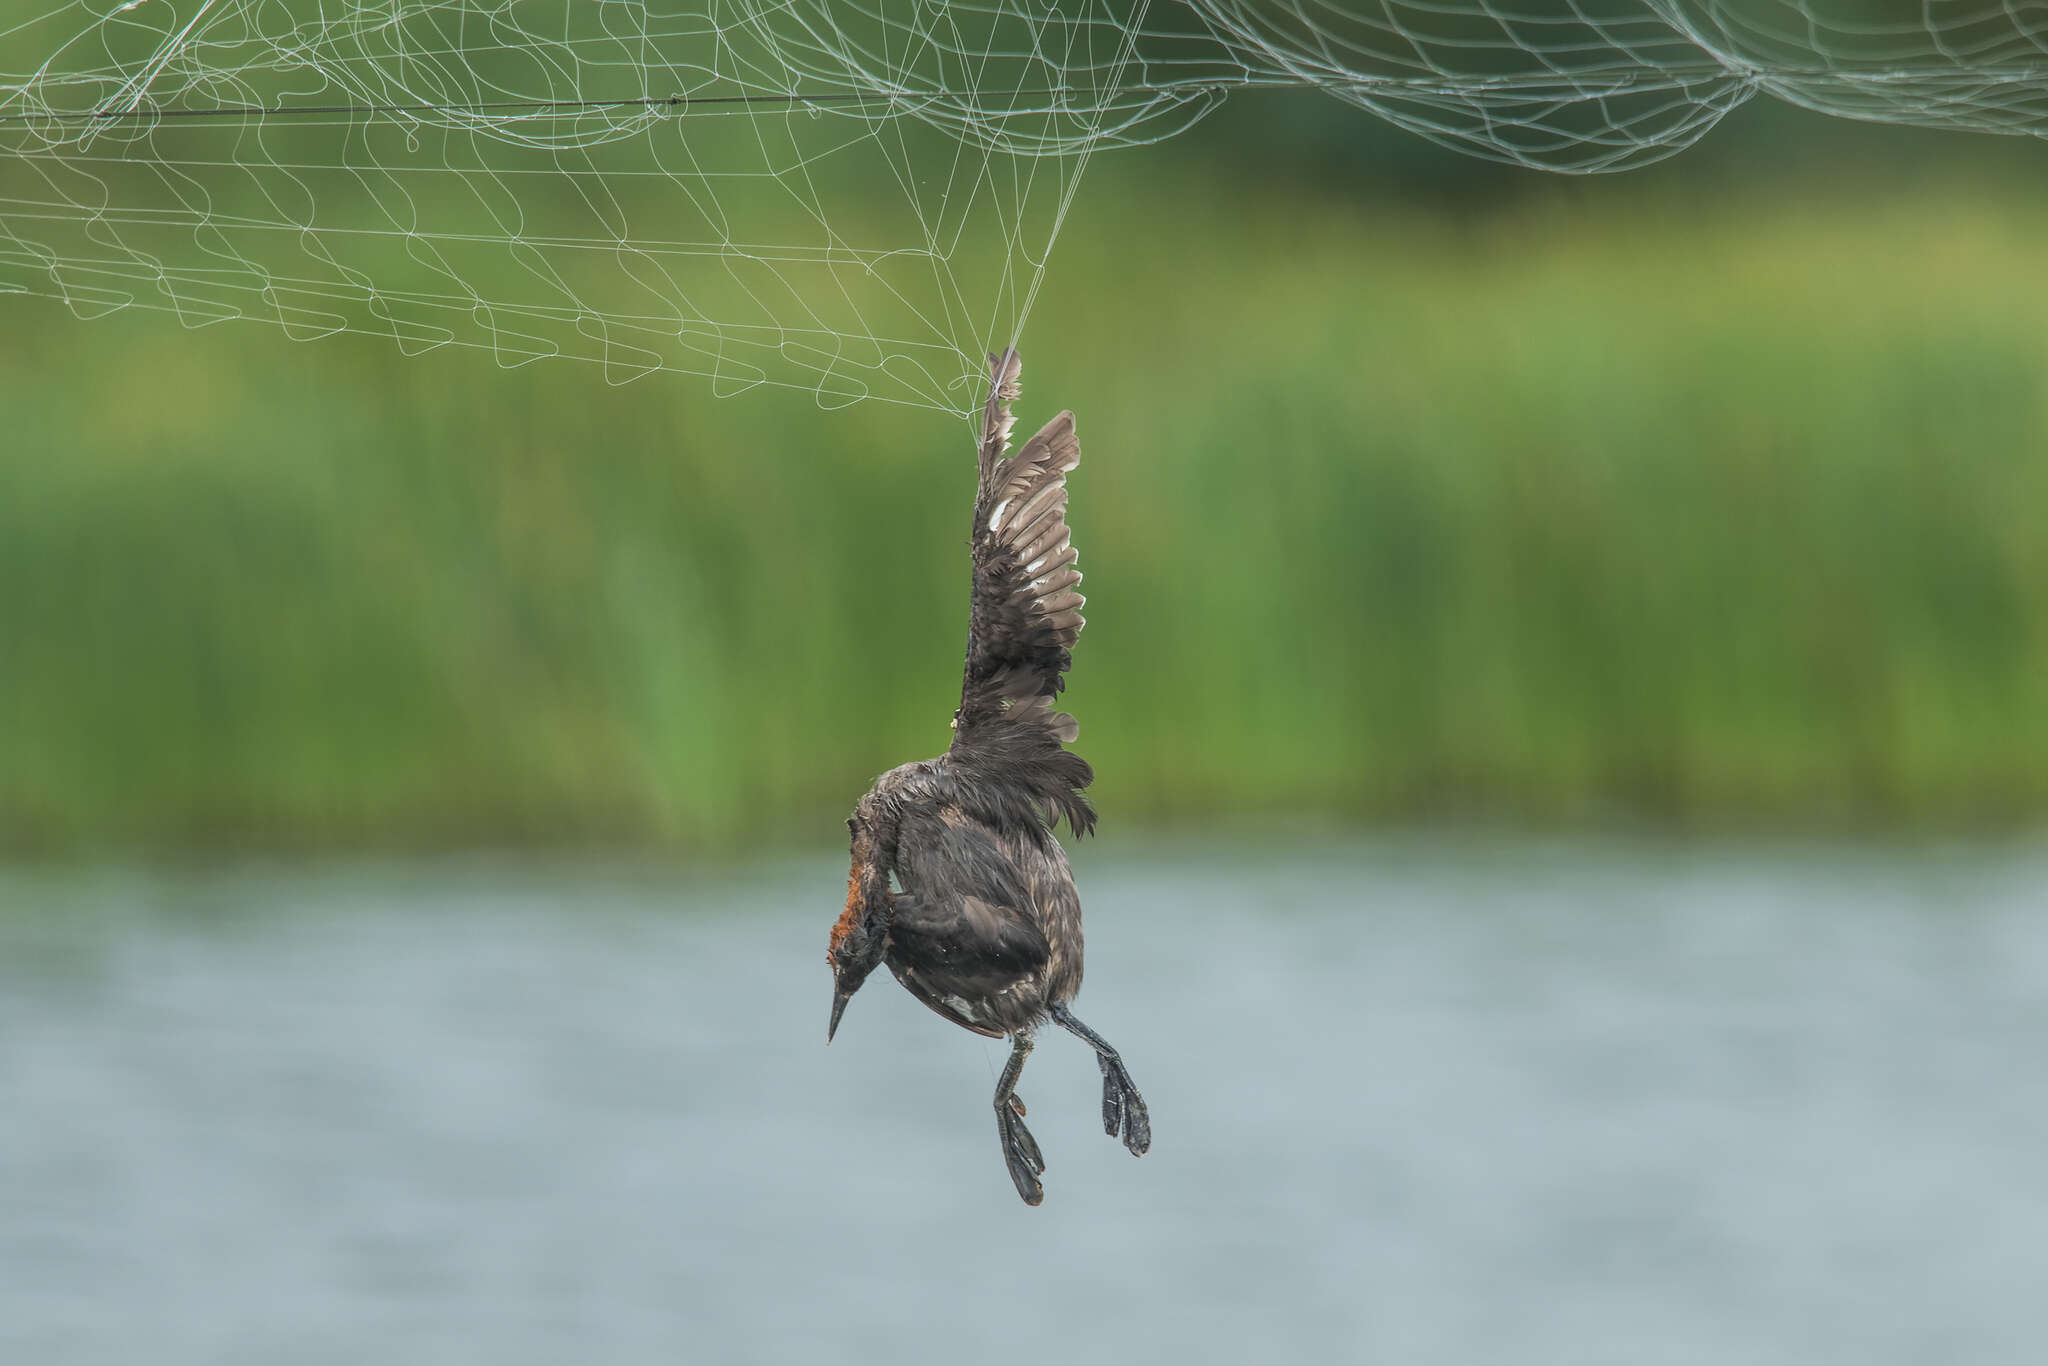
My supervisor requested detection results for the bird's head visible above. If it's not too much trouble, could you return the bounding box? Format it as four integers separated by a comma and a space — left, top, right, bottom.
826, 816, 888, 1042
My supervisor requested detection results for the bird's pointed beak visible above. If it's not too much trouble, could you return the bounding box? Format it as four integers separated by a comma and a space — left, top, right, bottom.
827, 990, 852, 1044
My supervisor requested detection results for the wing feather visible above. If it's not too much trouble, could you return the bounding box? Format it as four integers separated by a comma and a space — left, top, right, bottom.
949, 349, 1096, 837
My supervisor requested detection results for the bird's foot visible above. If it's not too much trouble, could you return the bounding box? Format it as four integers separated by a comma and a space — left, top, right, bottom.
996, 1094, 1045, 1205
1098, 1057, 1151, 1157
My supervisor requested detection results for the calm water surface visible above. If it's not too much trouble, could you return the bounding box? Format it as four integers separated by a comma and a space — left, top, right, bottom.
3, 840, 2046, 1365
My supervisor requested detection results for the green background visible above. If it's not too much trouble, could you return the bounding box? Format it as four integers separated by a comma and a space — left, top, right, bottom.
6, 97, 2048, 855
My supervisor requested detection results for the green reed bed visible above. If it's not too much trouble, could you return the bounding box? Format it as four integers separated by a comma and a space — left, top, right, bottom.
5, 179, 2047, 852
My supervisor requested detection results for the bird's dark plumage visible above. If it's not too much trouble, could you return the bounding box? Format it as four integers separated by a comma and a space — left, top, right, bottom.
826, 349, 1149, 1205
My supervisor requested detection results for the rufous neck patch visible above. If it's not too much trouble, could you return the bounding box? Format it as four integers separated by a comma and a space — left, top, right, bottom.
828, 855, 866, 957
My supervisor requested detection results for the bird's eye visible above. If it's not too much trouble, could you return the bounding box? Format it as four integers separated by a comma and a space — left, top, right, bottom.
846, 817, 859, 837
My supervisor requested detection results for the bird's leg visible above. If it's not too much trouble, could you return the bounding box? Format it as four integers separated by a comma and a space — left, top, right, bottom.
1049, 1003, 1151, 1157
993, 1030, 1045, 1206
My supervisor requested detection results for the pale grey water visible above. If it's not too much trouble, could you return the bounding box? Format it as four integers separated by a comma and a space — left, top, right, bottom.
3, 839, 2047, 1365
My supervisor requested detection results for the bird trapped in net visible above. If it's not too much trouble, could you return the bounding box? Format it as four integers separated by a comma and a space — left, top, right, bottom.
827, 349, 1148, 1206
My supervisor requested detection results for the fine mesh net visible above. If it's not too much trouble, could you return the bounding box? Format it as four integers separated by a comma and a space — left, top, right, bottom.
0, 1, 1189, 410
1186, 0, 2048, 171
7, 1, 2048, 411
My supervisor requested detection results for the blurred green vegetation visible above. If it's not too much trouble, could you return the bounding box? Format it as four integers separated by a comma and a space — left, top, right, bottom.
7, 122, 2048, 853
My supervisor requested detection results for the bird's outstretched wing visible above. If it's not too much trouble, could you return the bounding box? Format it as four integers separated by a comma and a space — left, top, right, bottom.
948, 349, 1095, 837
